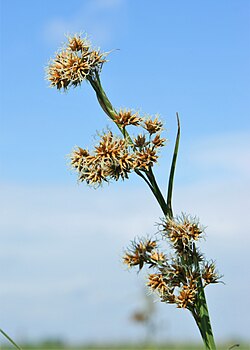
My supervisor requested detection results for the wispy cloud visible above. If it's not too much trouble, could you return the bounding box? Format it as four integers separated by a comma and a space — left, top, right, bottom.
42, 0, 127, 46
189, 131, 250, 178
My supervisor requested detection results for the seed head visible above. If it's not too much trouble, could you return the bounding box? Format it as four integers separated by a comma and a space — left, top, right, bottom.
70, 131, 136, 186
70, 147, 89, 172
123, 239, 157, 270
150, 251, 165, 263
113, 109, 142, 127
46, 34, 107, 90
176, 284, 197, 308
162, 214, 203, 251
202, 262, 221, 286
133, 134, 149, 148
123, 252, 141, 268
137, 239, 157, 253
143, 117, 163, 135
148, 274, 168, 295
134, 147, 158, 170
152, 134, 166, 148
67, 34, 90, 52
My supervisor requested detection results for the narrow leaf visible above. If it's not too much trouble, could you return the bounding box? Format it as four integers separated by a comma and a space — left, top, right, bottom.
166, 112, 180, 218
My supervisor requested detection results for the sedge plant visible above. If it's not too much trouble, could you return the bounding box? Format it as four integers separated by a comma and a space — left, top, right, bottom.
46, 33, 221, 350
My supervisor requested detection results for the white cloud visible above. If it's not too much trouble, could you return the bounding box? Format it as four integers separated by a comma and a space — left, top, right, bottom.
188, 130, 250, 178
42, 0, 126, 46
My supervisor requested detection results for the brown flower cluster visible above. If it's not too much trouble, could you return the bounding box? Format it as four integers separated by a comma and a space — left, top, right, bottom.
202, 262, 221, 286
175, 283, 197, 308
161, 214, 203, 252
143, 117, 163, 135
46, 34, 107, 90
123, 238, 158, 269
123, 216, 221, 311
148, 274, 168, 294
113, 109, 142, 127
123, 237, 199, 310
70, 112, 166, 185
70, 131, 133, 185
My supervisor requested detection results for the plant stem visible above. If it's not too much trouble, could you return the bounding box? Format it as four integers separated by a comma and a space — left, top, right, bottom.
87, 74, 171, 217
87, 74, 133, 144
193, 245, 217, 350
87, 74, 216, 349
145, 167, 170, 217
191, 308, 207, 343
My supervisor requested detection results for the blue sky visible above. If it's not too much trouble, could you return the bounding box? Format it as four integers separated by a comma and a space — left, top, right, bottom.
1, 0, 250, 345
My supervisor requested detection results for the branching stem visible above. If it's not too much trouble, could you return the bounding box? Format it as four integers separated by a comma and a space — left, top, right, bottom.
88, 73, 216, 350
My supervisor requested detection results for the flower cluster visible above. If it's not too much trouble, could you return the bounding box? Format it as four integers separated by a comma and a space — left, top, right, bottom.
70, 112, 166, 186
70, 132, 133, 185
161, 214, 203, 253
48, 33, 220, 348
113, 109, 142, 127
123, 215, 221, 311
123, 238, 158, 269
46, 34, 107, 90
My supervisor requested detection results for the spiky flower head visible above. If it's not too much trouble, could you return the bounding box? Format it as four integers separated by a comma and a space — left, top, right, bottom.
71, 147, 89, 172
143, 117, 163, 135
67, 34, 90, 52
134, 147, 158, 170
123, 251, 141, 268
150, 251, 165, 263
137, 239, 157, 252
70, 118, 167, 187
46, 34, 107, 90
70, 131, 135, 186
148, 273, 168, 295
133, 134, 149, 148
176, 284, 197, 308
123, 238, 158, 270
202, 262, 221, 286
161, 214, 204, 252
152, 134, 166, 148
113, 109, 142, 127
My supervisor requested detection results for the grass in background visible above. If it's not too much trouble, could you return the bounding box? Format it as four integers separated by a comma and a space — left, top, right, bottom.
1, 342, 249, 350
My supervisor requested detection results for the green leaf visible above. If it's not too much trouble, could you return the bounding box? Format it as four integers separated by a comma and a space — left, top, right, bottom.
166, 112, 180, 218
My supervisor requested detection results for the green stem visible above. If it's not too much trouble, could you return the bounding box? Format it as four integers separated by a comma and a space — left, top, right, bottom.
134, 169, 154, 191
87, 74, 216, 349
88, 74, 114, 118
196, 279, 216, 349
193, 246, 217, 350
190, 308, 207, 343
87, 74, 133, 144
0, 328, 22, 350
87, 73, 170, 217
145, 167, 170, 217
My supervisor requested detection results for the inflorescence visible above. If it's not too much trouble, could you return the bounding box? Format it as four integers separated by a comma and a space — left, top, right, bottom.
47, 33, 221, 317
123, 215, 221, 311
46, 33, 220, 349
70, 111, 166, 186
46, 34, 107, 90
46, 34, 166, 187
